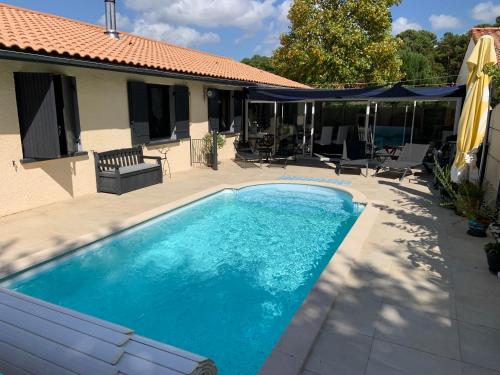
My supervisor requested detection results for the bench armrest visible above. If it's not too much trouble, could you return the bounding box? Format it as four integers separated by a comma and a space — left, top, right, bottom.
143, 156, 162, 165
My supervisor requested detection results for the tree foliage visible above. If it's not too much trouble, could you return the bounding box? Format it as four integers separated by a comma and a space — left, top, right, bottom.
272, 0, 403, 87
396, 30, 468, 85
474, 16, 500, 28
240, 55, 277, 74
435, 32, 469, 80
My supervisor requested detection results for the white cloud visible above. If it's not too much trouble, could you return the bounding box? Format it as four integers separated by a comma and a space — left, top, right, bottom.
98, 12, 133, 30
429, 14, 461, 30
392, 17, 422, 35
471, 1, 500, 22
124, 0, 276, 29
277, 0, 291, 25
132, 20, 220, 47
102, 0, 292, 50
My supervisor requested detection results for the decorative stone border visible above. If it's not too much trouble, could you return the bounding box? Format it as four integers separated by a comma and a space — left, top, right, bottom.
0, 180, 379, 375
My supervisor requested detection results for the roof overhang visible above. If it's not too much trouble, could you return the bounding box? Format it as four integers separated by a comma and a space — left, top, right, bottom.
0, 48, 292, 89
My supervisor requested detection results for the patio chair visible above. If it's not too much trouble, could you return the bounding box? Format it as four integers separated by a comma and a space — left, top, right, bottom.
332, 125, 350, 145
338, 140, 369, 177
256, 133, 275, 161
269, 139, 299, 168
316, 126, 334, 146
374, 143, 430, 180
234, 140, 263, 168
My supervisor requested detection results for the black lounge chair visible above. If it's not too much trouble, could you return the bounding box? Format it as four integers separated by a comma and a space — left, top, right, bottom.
269, 139, 299, 168
234, 140, 263, 168
338, 140, 369, 177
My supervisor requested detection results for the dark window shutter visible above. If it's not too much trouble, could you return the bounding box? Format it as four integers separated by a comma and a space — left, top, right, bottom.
173, 85, 190, 139
14, 72, 61, 159
208, 89, 219, 131
59, 76, 81, 154
127, 81, 150, 145
233, 91, 244, 134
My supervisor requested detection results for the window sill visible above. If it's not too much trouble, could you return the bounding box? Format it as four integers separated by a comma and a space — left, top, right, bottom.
20, 151, 89, 164
146, 137, 189, 146
219, 132, 240, 137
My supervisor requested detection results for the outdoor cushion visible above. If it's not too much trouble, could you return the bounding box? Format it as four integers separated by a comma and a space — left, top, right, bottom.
119, 163, 159, 174
100, 163, 158, 176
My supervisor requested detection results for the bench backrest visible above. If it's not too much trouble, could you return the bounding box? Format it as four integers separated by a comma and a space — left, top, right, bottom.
95, 147, 144, 171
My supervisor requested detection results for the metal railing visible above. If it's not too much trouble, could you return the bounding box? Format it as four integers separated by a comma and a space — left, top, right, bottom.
190, 138, 206, 166
190, 131, 219, 170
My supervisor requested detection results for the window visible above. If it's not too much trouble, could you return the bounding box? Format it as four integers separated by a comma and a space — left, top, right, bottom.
14, 72, 81, 160
148, 85, 172, 140
128, 82, 190, 146
208, 89, 244, 134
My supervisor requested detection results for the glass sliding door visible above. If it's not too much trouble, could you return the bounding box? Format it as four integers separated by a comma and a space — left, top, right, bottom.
412, 101, 457, 147
276, 102, 299, 152
372, 101, 414, 148
248, 102, 275, 149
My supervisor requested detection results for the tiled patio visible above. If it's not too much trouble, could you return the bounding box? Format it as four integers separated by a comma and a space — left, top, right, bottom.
1, 158, 499, 374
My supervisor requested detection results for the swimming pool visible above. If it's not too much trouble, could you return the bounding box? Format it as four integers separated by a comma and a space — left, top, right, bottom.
4, 184, 363, 375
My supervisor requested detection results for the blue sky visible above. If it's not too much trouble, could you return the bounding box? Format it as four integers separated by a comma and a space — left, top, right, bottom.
6, 1, 500, 60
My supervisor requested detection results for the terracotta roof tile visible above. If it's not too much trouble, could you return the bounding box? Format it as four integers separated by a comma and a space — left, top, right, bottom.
470, 28, 500, 64
0, 2, 307, 88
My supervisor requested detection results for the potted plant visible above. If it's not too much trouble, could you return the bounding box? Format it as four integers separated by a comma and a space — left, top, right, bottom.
433, 159, 457, 209
456, 182, 492, 237
484, 242, 500, 274
202, 132, 226, 167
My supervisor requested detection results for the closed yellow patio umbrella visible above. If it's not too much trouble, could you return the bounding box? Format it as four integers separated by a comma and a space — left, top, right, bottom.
451, 35, 497, 183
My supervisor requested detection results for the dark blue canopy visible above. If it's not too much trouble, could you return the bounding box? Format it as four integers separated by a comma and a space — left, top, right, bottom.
247, 84, 465, 102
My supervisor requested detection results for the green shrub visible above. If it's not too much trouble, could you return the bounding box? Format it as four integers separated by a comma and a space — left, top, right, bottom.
484, 242, 500, 256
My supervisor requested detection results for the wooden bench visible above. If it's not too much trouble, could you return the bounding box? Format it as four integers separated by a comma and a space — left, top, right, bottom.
94, 147, 162, 195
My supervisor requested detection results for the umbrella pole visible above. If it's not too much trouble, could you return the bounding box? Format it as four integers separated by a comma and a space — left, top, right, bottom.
479, 82, 494, 185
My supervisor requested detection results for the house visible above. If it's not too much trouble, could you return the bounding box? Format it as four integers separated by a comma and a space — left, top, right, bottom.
458, 28, 500, 200
0, 2, 306, 217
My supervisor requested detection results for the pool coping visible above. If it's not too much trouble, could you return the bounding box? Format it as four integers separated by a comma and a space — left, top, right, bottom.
0, 180, 379, 375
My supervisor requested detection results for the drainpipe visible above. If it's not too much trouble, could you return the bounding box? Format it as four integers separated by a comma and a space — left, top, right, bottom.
104, 0, 119, 39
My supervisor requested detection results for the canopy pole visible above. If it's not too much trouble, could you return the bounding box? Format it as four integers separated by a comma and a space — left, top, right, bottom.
310, 102, 315, 156
303, 102, 307, 155
273, 102, 278, 153
402, 105, 408, 146
244, 99, 249, 142
371, 102, 378, 159
410, 101, 417, 145
365, 102, 370, 157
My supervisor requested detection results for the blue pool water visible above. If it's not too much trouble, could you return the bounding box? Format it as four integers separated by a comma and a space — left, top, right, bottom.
5, 184, 363, 375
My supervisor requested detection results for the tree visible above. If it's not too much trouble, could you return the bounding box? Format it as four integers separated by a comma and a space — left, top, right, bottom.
272, 0, 403, 87
435, 32, 469, 83
241, 55, 276, 74
397, 30, 438, 56
398, 49, 436, 85
474, 16, 500, 28
396, 30, 468, 85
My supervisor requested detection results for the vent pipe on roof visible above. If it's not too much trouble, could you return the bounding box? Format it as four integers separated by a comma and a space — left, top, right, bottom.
104, 0, 119, 39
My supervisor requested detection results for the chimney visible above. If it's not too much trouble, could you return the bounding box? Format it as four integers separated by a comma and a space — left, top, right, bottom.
104, 0, 119, 39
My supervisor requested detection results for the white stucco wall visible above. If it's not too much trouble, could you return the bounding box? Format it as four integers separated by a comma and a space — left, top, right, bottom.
484, 104, 500, 202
